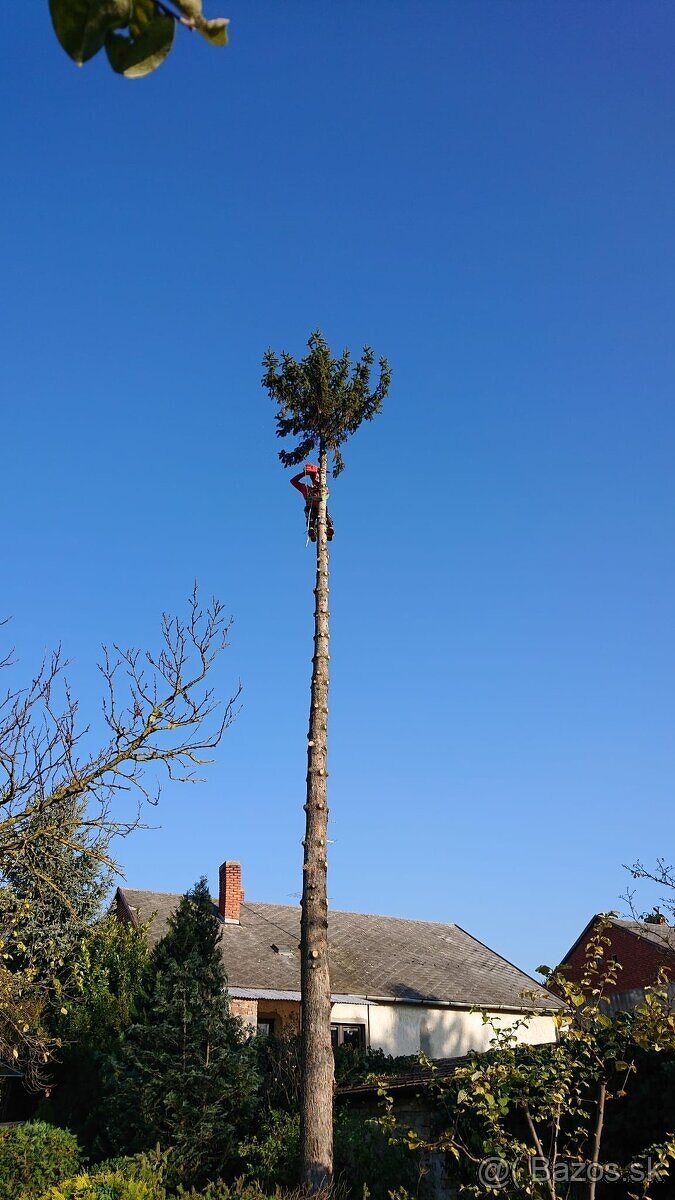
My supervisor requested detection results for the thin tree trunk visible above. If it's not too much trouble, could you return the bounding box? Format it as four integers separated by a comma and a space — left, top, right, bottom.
587, 1080, 606, 1200
300, 444, 334, 1190
524, 1107, 557, 1200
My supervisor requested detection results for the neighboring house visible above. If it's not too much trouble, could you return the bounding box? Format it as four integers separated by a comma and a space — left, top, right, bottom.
559, 914, 675, 1013
116, 859, 560, 1058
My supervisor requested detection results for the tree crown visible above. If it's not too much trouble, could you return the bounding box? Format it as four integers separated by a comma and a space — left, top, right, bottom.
262, 329, 391, 476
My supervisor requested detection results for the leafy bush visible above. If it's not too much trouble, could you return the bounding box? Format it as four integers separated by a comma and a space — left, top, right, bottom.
237, 1108, 424, 1200
90, 1149, 170, 1187
175, 1182, 267, 1200
333, 1046, 419, 1088
175, 1182, 331, 1200
0, 1121, 82, 1200
237, 1110, 300, 1191
34, 1147, 171, 1200
255, 1033, 301, 1113
334, 1111, 425, 1200
35, 1170, 163, 1199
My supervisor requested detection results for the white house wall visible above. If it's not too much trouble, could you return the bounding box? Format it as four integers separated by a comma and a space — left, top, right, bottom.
330, 1002, 556, 1058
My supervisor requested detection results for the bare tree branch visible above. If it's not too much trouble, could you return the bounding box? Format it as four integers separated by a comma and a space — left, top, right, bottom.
0, 585, 240, 1088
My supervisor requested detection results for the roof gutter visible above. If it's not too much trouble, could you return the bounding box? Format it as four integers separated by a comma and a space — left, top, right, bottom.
228, 987, 560, 1014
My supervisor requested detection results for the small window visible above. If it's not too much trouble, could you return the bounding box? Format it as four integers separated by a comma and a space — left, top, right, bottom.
331, 1023, 365, 1051
257, 1017, 275, 1037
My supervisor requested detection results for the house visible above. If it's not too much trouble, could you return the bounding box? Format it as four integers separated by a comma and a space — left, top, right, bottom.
558, 913, 675, 1013
115, 859, 561, 1059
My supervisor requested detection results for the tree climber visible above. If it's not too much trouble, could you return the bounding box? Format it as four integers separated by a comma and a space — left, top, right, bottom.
290, 463, 334, 542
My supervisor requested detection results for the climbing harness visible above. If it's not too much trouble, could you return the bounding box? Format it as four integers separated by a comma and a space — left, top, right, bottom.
291, 464, 334, 547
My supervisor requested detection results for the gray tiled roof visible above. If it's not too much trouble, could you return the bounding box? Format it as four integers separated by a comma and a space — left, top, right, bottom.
612, 918, 675, 953
118, 888, 560, 1013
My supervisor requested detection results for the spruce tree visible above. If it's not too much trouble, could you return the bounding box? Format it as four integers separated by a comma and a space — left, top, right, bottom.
262, 331, 390, 1190
111, 878, 258, 1188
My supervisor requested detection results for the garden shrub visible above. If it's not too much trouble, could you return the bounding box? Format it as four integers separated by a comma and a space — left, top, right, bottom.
35, 1170, 163, 1199
333, 1047, 418, 1089
237, 1107, 424, 1199
237, 1110, 300, 1191
175, 1182, 267, 1200
334, 1111, 425, 1200
0, 1121, 81, 1200
175, 1183, 331, 1200
92, 1148, 170, 1186
255, 1033, 301, 1113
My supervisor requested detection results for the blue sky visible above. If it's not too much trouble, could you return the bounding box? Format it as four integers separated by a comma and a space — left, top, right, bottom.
2, 2, 674, 973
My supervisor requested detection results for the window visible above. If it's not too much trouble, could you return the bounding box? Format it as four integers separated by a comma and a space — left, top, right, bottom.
257, 1017, 275, 1037
331, 1023, 365, 1051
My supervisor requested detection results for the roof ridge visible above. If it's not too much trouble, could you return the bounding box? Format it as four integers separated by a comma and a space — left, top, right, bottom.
614, 916, 675, 929
122, 889, 464, 928
244, 899, 460, 928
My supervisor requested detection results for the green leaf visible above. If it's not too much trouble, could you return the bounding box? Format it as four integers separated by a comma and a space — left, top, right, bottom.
49, 0, 132, 64
129, 0, 162, 38
105, 9, 175, 77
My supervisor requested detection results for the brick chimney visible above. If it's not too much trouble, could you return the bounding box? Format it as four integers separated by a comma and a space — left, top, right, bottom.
219, 860, 244, 923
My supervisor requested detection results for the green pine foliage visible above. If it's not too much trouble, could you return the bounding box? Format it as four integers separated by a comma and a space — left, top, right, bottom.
262, 330, 391, 476
110, 879, 259, 1189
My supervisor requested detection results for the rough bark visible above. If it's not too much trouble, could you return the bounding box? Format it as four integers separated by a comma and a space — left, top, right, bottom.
300, 444, 334, 1190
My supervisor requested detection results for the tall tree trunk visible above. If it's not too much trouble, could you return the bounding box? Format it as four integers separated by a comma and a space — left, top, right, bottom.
300, 444, 334, 1190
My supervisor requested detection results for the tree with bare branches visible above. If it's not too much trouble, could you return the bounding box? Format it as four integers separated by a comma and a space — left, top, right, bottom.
0, 587, 239, 1089
262, 331, 390, 1191
625, 860, 675, 927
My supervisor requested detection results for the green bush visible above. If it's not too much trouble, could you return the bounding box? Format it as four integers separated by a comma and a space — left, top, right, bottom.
174, 1182, 330, 1200
35, 1170, 162, 1199
92, 1148, 170, 1185
0, 1121, 82, 1200
237, 1108, 424, 1200
333, 1047, 419, 1089
255, 1033, 301, 1113
237, 1111, 300, 1191
334, 1111, 425, 1200
175, 1181, 276, 1200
